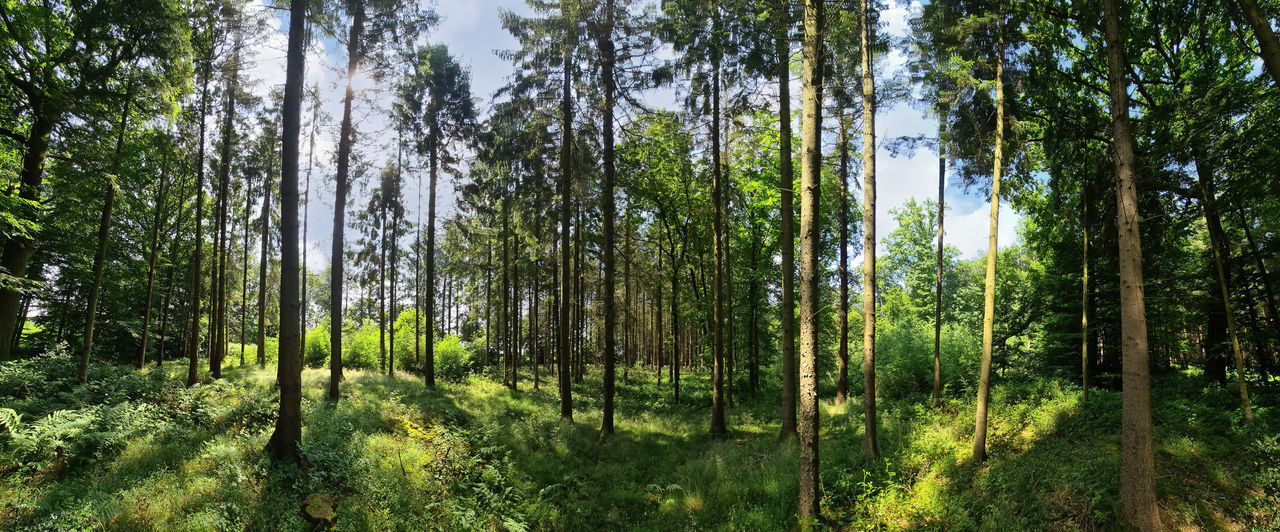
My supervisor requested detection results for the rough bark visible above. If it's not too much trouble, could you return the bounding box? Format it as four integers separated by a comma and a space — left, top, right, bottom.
836, 111, 850, 407
797, 0, 825, 521
859, 0, 879, 461
709, 52, 728, 440
265, 0, 306, 463
186, 49, 213, 388
258, 151, 272, 367
1236, 0, 1280, 87
1103, 0, 1160, 526
933, 115, 946, 402
598, 0, 618, 437
0, 105, 58, 362
558, 38, 574, 421
139, 134, 173, 369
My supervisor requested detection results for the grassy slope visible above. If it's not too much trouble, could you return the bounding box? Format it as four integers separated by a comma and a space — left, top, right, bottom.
1, 354, 1276, 530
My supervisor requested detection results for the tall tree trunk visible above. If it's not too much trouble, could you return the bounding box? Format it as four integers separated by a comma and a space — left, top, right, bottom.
0, 104, 59, 362
1235, 0, 1280, 86
1237, 208, 1279, 371
78, 77, 135, 384
302, 88, 317, 348
797, 0, 825, 520
1081, 180, 1090, 400
836, 110, 850, 407
241, 164, 252, 366
972, 20, 1004, 464
139, 132, 173, 369
933, 112, 947, 401
266, 0, 306, 462
159, 264, 176, 366
212, 48, 241, 380
1103, 0, 1159, 525
709, 47, 728, 440
425, 135, 441, 386
776, 0, 797, 438
599, 0, 618, 437
1195, 154, 1252, 420
186, 47, 214, 388
258, 154, 272, 367
559, 37, 575, 420
390, 208, 399, 375
329, 3, 365, 400
859, 0, 879, 461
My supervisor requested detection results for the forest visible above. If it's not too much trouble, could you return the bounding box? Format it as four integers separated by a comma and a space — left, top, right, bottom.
0, 0, 1277, 529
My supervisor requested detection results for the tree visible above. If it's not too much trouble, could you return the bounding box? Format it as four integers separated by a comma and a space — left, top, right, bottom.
0, 0, 187, 361
1234, 0, 1280, 86
265, 0, 307, 464
858, 0, 879, 461
401, 44, 476, 387
796, 0, 824, 522
1101, 0, 1158, 525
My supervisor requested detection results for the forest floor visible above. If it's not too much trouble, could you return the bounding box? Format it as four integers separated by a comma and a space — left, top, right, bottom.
1, 351, 1277, 530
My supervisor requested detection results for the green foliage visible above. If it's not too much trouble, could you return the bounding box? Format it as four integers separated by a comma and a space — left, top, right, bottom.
304, 317, 331, 368
344, 320, 382, 371
432, 334, 476, 381
874, 316, 981, 399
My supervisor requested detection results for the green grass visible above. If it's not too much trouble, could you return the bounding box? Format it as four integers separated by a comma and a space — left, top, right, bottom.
1, 351, 1276, 530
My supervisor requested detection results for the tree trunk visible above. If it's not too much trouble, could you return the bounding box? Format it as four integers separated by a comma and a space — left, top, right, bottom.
212, 50, 240, 380
380, 194, 388, 374
836, 110, 850, 407
78, 77, 135, 384
558, 39, 574, 421
1195, 154, 1252, 420
1103, 0, 1159, 525
265, 0, 306, 463
186, 47, 214, 388
258, 151, 272, 367
972, 21, 1004, 464
139, 133, 173, 369
797, 0, 825, 520
859, 0, 879, 461
1081, 180, 1090, 400
933, 113, 947, 402
0, 101, 59, 361
599, 0, 618, 437
776, 0, 798, 439
241, 162, 252, 366
329, 2, 365, 400
159, 264, 176, 366
709, 46, 728, 440
1236, 0, 1280, 87
302, 89, 318, 348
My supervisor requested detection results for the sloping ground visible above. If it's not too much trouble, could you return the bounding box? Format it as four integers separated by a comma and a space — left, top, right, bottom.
1, 351, 1276, 530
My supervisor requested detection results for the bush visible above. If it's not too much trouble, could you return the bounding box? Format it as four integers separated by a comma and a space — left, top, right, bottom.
345, 320, 380, 371
875, 317, 981, 399
434, 335, 476, 381
305, 317, 331, 368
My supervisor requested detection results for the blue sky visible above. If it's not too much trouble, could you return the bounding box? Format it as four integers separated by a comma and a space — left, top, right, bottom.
246, 0, 1020, 273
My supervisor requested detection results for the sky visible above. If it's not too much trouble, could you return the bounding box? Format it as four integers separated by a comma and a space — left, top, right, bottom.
244, 0, 1021, 274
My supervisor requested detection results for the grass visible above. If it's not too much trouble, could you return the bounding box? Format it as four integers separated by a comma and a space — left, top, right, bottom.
1, 350, 1277, 530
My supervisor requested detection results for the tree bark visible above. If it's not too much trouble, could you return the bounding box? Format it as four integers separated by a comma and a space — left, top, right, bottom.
859, 0, 879, 461
1102, 0, 1159, 526
1081, 180, 1090, 400
139, 132, 173, 369
0, 103, 58, 361
599, 0, 618, 437
933, 113, 947, 402
186, 47, 214, 388
709, 41, 728, 440
797, 0, 825, 521
972, 20, 1004, 464
776, 0, 798, 439
1236, 0, 1280, 87
558, 31, 575, 420
329, 2, 365, 400
258, 149, 272, 367
836, 111, 850, 407
265, 0, 306, 463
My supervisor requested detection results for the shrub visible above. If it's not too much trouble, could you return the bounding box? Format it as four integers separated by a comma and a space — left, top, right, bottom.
875, 317, 981, 399
434, 335, 476, 381
345, 320, 381, 371
305, 317, 331, 368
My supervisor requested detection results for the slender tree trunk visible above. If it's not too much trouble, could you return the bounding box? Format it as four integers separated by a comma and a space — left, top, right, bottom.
186, 49, 214, 388
972, 21, 1004, 464
797, 0, 825, 520
776, 0, 797, 438
330, 3, 365, 400
933, 113, 947, 401
425, 136, 440, 386
559, 40, 574, 420
258, 153, 272, 367
302, 88, 317, 349
139, 133, 173, 369
859, 0, 879, 461
1195, 154, 1252, 420
1102, 0, 1159, 525
709, 52, 728, 439
266, 0, 306, 462
159, 264, 176, 366
212, 49, 241, 380
241, 164, 252, 366
1081, 181, 1090, 400
836, 111, 850, 407
78, 77, 135, 384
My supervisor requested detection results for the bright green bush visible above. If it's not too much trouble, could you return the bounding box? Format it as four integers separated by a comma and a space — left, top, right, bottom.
344, 320, 380, 370
875, 316, 981, 399
305, 317, 331, 368
433, 335, 476, 381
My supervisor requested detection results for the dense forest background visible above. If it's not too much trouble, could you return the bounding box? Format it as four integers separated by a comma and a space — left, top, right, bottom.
0, 0, 1278, 529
